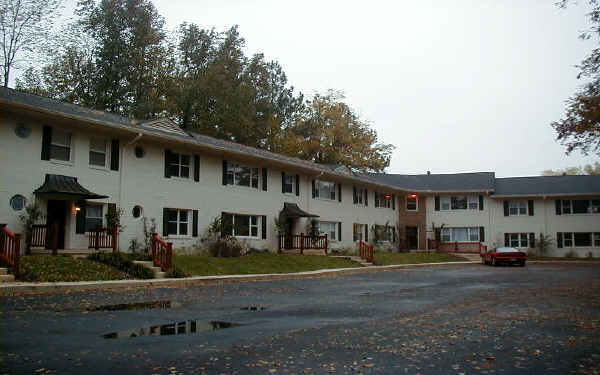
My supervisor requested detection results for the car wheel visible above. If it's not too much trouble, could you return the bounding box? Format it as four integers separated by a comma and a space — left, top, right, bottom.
519, 260, 526, 267
492, 258, 497, 267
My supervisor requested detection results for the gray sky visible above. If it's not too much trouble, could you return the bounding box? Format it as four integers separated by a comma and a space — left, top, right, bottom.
57, 0, 600, 176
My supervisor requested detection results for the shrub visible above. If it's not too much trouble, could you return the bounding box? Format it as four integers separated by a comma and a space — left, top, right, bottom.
165, 266, 189, 278
209, 236, 243, 257
88, 252, 154, 279
565, 250, 577, 258
587, 251, 594, 259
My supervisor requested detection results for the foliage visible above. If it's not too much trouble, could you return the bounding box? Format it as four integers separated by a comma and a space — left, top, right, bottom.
552, 1, 600, 155
542, 162, 600, 175
208, 236, 243, 258
141, 216, 157, 253
307, 219, 320, 237
173, 253, 358, 276
105, 204, 124, 233
536, 233, 554, 257
372, 252, 466, 266
0, 0, 63, 86
18, 255, 129, 282
273, 216, 286, 234
165, 266, 189, 278
564, 250, 578, 258
88, 252, 154, 279
18, 202, 44, 254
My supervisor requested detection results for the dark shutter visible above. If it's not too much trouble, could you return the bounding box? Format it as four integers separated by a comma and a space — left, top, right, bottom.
295, 174, 300, 196
262, 168, 268, 191
192, 210, 198, 237
338, 222, 342, 241
75, 201, 86, 234
338, 183, 342, 202
162, 208, 169, 236
555, 200, 561, 215
353, 186, 358, 204
503, 200, 509, 216
557, 232, 563, 248
479, 195, 484, 210
221, 212, 232, 238
41, 126, 52, 160
504, 233, 509, 247
528, 200, 534, 216
479, 227, 485, 242
365, 189, 368, 206
261, 215, 267, 239
434, 196, 440, 211
110, 139, 120, 171
392, 194, 396, 210
529, 233, 535, 248
164, 150, 171, 178
194, 155, 200, 182
281, 172, 286, 193
312, 180, 316, 198
364, 225, 368, 242
222, 160, 228, 185
392, 227, 397, 243
107, 203, 117, 231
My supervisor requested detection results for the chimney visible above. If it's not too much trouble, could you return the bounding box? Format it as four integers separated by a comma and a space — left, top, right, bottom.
426, 171, 431, 175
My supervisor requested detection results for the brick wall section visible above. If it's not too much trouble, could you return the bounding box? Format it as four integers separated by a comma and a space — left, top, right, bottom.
397, 194, 427, 250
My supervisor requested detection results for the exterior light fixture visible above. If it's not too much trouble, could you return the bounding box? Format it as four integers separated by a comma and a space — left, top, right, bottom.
409, 194, 418, 199
384, 194, 392, 199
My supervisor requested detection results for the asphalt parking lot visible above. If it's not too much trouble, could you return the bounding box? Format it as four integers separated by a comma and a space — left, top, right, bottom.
1, 263, 599, 374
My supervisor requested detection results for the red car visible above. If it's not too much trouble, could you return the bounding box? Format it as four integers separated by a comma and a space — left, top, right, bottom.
481, 247, 527, 267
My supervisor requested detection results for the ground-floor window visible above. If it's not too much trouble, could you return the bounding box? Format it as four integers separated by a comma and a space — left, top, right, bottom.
319, 221, 337, 241
441, 227, 479, 242
85, 204, 103, 232
561, 232, 600, 247
353, 223, 368, 242
222, 214, 260, 238
166, 209, 189, 236
504, 233, 534, 248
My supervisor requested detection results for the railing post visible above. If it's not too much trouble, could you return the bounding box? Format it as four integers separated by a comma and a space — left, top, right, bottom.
95, 230, 100, 251
112, 226, 118, 253
152, 233, 158, 266
14, 233, 20, 278
300, 233, 304, 254
278, 235, 282, 254
325, 233, 328, 253
166, 242, 173, 270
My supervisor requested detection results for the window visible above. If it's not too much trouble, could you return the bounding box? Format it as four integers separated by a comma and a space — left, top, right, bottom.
132, 205, 143, 219
353, 223, 368, 242
319, 221, 337, 241
166, 209, 189, 236
222, 214, 259, 238
9, 195, 26, 211
227, 163, 259, 188
440, 195, 479, 211
374, 192, 392, 208
440, 227, 480, 242
314, 180, 336, 200
50, 130, 71, 161
509, 200, 527, 216
595, 233, 600, 247
89, 138, 107, 167
561, 232, 600, 247
508, 233, 529, 248
560, 199, 600, 214
85, 205, 103, 232
283, 174, 294, 194
353, 187, 365, 205
168, 152, 190, 178
406, 195, 417, 211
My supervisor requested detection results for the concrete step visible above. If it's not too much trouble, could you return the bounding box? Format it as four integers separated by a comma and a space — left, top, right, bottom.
133, 260, 166, 278
133, 260, 154, 267
0, 274, 15, 282
155, 272, 166, 279
0, 267, 7, 275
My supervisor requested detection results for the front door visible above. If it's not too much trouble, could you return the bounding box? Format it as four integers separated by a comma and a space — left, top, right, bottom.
406, 226, 418, 249
284, 218, 294, 249
46, 200, 67, 249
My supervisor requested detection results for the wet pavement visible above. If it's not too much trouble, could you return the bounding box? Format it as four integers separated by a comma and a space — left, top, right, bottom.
1, 263, 599, 374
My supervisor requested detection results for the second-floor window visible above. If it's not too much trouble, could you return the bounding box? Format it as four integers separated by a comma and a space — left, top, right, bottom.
314, 180, 336, 200
283, 173, 295, 194
440, 195, 479, 210
406, 195, 418, 211
89, 138, 107, 167
168, 152, 190, 178
227, 163, 259, 188
51, 130, 71, 161
374, 192, 392, 208
353, 187, 366, 205
509, 200, 527, 216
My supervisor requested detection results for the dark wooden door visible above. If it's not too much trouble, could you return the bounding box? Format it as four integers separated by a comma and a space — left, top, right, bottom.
46, 200, 67, 249
406, 226, 419, 249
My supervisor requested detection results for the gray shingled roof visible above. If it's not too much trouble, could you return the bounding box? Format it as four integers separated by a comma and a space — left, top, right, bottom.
34, 174, 108, 199
494, 175, 600, 197
368, 172, 496, 192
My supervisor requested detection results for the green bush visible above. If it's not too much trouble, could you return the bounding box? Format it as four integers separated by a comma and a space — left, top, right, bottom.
165, 266, 189, 278
88, 252, 154, 279
209, 237, 243, 257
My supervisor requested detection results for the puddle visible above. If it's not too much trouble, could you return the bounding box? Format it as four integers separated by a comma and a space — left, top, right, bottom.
240, 306, 268, 311
103, 320, 241, 339
88, 300, 180, 312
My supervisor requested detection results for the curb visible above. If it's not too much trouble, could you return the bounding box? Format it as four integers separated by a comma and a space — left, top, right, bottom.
0, 261, 477, 296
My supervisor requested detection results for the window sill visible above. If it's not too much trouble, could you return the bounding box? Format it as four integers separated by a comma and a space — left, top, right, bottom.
169, 176, 192, 182
166, 235, 192, 240
89, 165, 111, 172
313, 197, 338, 202
234, 235, 261, 240
225, 183, 260, 191
48, 159, 74, 167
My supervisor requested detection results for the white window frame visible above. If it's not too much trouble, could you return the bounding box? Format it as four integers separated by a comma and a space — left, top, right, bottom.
440, 195, 479, 211
440, 227, 480, 242
168, 152, 191, 179
563, 232, 573, 247
50, 129, 72, 162
230, 214, 260, 238
508, 200, 528, 216
353, 223, 367, 242
354, 187, 365, 206
314, 180, 336, 201
375, 192, 392, 208
561, 199, 600, 215
594, 233, 600, 247
89, 137, 108, 168
166, 209, 190, 237
227, 163, 259, 189
467, 196, 479, 210
319, 221, 337, 241
563, 232, 599, 247
406, 195, 418, 211
283, 174, 295, 195
508, 233, 529, 248
85, 204, 104, 232
440, 196, 451, 211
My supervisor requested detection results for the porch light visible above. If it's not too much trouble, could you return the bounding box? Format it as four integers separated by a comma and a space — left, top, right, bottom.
384, 194, 392, 199
409, 194, 418, 199
73, 206, 81, 215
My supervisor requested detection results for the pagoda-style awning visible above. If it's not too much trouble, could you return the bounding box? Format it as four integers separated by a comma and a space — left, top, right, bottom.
280, 203, 319, 218
34, 174, 108, 200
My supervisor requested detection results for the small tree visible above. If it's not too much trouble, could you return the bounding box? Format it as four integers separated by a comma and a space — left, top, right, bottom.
536, 233, 554, 257
18, 201, 43, 255
142, 217, 157, 253
105, 205, 125, 233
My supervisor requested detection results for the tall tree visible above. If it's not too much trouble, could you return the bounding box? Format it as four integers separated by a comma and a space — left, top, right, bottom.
552, 0, 600, 155
0, 0, 63, 86
542, 161, 600, 175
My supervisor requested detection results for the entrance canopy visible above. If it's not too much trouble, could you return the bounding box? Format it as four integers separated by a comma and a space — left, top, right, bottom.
34, 174, 108, 200
279, 203, 319, 218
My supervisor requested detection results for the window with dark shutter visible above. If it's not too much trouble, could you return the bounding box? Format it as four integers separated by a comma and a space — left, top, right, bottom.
528, 200, 534, 216
162, 208, 169, 236
75, 201, 86, 234
479, 195, 484, 211
434, 196, 440, 211
364, 224, 368, 242
110, 139, 120, 171
392, 195, 396, 210
164, 150, 171, 178
282, 172, 286, 194
338, 183, 342, 202
338, 222, 342, 241
353, 186, 358, 204
222, 160, 227, 185
504, 233, 509, 247
295, 174, 300, 196
364, 189, 368, 206
479, 227, 485, 242
557, 232, 563, 248
529, 233, 535, 248
192, 210, 198, 237
194, 155, 200, 182
262, 168, 268, 191
555, 200, 562, 215
261, 216, 267, 239
503, 201, 509, 216
312, 180, 316, 198
41, 126, 52, 160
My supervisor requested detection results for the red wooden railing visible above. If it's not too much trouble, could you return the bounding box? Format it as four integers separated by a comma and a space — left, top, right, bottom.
88, 227, 118, 252
428, 240, 487, 254
358, 241, 374, 263
30, 225, 47, 248
278, 233, 328, 254
152, 233, 173, 271
0, 226, 20, 277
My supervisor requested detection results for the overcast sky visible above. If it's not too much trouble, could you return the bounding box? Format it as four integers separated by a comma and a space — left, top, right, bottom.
58, 0, 600, 176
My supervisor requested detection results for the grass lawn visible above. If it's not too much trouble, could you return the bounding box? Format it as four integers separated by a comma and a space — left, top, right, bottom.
19, 255, 131, 282
373, 252, 467, 266
173, 253, 358, 276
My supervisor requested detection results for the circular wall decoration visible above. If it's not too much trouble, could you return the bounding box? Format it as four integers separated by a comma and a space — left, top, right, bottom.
14, 124, 31, 139
9, 195, 26, 211
134, 146, 145, 158
132, 205, 143, 218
